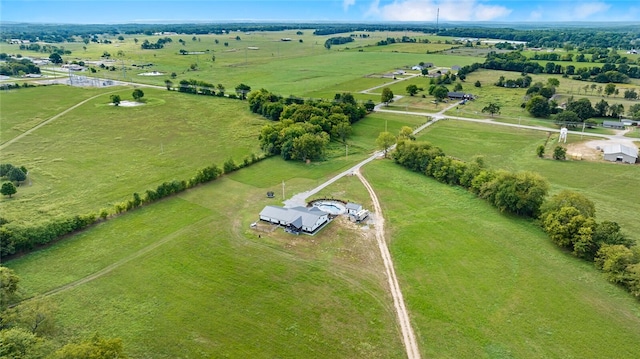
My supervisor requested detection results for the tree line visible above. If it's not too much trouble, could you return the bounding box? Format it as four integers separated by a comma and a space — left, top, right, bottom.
391, 138, 638, 300
438, 26, 640, 50
250, 89, 368, 161
0, 55, 40, 76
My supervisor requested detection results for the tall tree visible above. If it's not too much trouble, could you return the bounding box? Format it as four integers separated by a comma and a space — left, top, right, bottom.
381, 87, 394, 106
376, 132, 396, 158
526, 95, 550, 117
406, 84, 418, 96
132, 89, 144, 101
48, 53, 63, 64
481, 103, 501, 117
110, 94, 121, 106
0, 182, 17, 198
432, 85, 449, 103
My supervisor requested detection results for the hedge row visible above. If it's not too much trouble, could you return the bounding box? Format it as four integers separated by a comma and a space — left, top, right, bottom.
392, 140, 549, 218
0, 154, 266, 258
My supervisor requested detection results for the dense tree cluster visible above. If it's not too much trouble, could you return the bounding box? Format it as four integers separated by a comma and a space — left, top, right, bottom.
0, 56, 40, 76
540, 191, 639, 299
140, 37, 172, 49
392, 141, 549, 218
495, 75, 532, 88
251, 89, 366, 161
323, 36, 354, 49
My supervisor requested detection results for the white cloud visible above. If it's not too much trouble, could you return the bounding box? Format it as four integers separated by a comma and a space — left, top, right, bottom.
369, 0, 511, 21
574, 2, 611, 19
343, 0, 356, 11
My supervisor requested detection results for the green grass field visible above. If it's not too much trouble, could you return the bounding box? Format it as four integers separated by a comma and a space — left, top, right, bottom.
0, 87, 265, 224
416, 120, 640, 238
364, 160, 640, 358
5, 163, 405, 358
3, 29, 640, 359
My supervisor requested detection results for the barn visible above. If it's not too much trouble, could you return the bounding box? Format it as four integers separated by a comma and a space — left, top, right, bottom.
603, 144, 638, 164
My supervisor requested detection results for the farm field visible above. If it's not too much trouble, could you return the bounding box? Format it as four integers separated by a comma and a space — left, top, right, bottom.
5, 160, 405, 358
364, 160, 640, 358
417, 120, 640, 238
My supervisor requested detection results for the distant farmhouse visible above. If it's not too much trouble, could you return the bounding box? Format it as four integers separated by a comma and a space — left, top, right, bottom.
602, 121, 625, 130
259, 205, 329, 234
603, 144, 638, 164
447, 92, 475, 100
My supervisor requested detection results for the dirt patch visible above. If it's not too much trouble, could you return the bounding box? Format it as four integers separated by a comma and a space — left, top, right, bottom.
566, 142, 602, 161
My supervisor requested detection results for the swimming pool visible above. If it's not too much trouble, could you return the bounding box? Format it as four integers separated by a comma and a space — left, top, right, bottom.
311, 200, 346, 215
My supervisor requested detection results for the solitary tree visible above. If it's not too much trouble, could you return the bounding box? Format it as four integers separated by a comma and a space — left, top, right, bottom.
132, 89, 144, 101
110, 94, 121, 106
1, 182, 17, 198
481, 103, 501, 117
432, 85, 449, 103
536, 145, 545, 158
398, 126, 415, 141
164, 79, 173, 90
376, 131, 396, 158
474, 80, 481, 88
48, 53, 63, 65
406, 84, 419, 96
381, 87, 394, 106
604, 83, 616, 97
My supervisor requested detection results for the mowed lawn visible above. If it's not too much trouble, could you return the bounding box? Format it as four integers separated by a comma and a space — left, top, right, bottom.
0, 87, 265, 224
416, 120, 640, 238
6, 159, 405, 358
364, 160, 640, 358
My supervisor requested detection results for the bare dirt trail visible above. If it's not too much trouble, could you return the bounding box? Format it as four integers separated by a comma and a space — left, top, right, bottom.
355, 169, 421, 359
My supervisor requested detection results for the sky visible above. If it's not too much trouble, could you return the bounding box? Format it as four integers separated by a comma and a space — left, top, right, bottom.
1, 0, 639, 24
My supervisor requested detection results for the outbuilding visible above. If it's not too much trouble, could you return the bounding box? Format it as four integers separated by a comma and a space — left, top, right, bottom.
345, 202, 363, 215
602, 121, 625, 129
603, 144, 638, 164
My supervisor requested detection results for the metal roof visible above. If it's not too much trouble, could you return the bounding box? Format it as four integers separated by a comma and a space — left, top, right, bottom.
259, 205, 327, 229
346, 202, 362, 211
603, 144, 639, 158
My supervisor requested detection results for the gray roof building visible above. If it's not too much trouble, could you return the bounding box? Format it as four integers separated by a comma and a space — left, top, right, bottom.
345, 202, 363, 214
603, 144, 638, 164
259, 205, 329, 234
603, 121, 625, 129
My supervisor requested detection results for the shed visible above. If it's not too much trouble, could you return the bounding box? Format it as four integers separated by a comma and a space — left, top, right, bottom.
345, 202, 363, 215
603, 144, 638, 164
603, 121, 625, 129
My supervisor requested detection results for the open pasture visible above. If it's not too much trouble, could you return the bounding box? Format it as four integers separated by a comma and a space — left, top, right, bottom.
0, 87, 265, 225
364, 160, 640, 358
417, 120, 640, 237
5, 161, 405, 358
0, 85, 114, 144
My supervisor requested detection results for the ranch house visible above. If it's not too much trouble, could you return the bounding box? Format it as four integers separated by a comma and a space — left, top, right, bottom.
603, 144, 638, 164
259, 205, 329, 234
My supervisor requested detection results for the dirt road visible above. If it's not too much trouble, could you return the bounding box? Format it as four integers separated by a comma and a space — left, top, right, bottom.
355, 169, 421, 359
